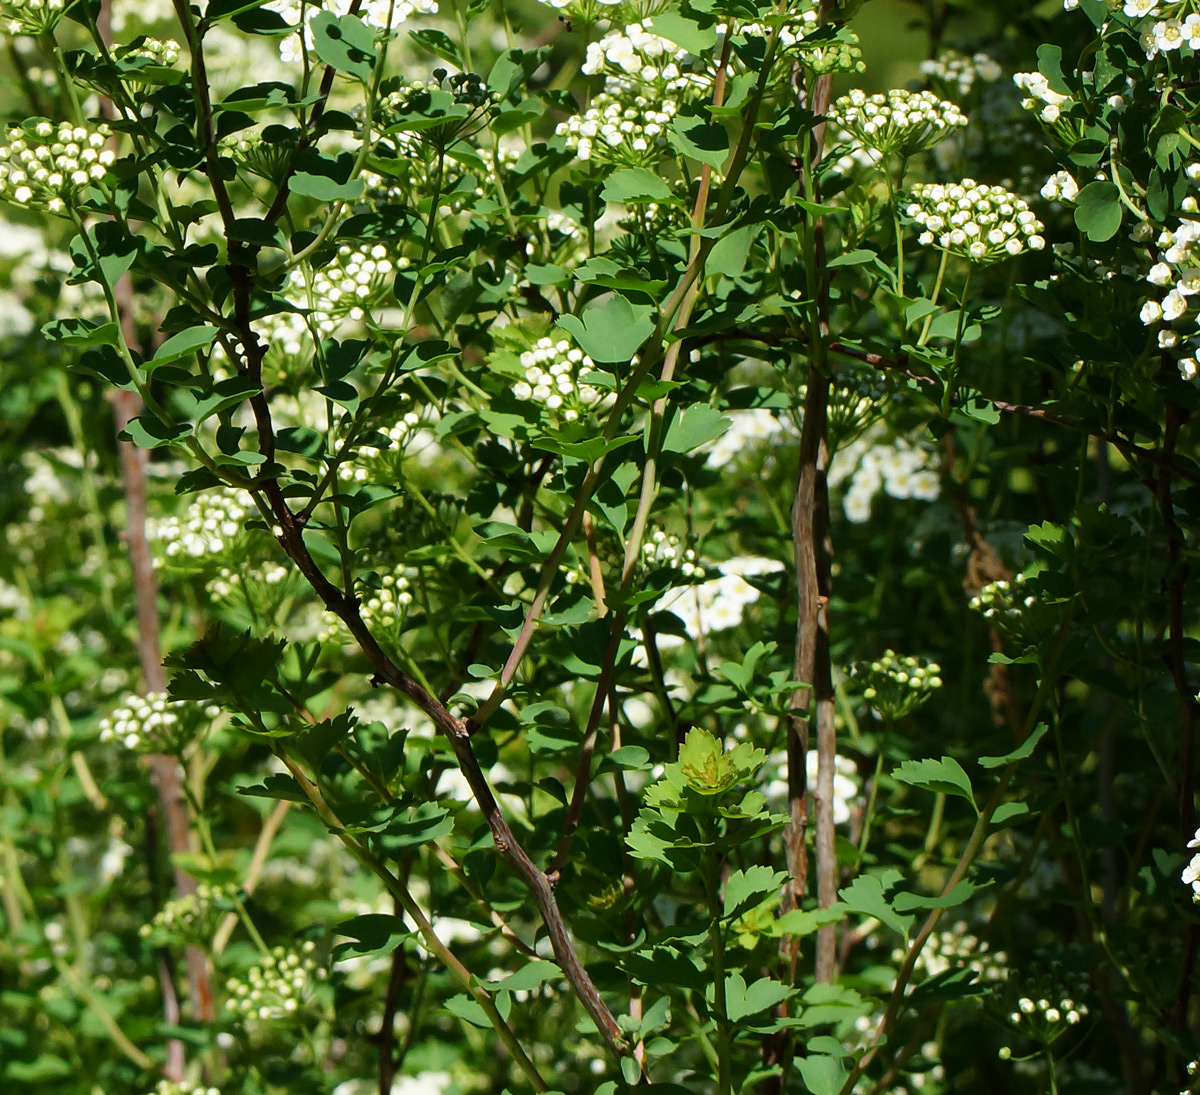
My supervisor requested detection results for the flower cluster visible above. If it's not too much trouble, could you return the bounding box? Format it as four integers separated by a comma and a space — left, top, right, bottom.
1041, 169, 1079, 202
919, 50, 1003, 97
583, 23, 693, 91
284, 244, 397, 335
381, 72, 501, 121
150, 487, 252, 564
336, 409, 424, 484
265, 0, 436, 63
140, 882, 239, 945
225, 942, 325, 1022
512, 337, 613, 422
905, 180, 1046, 262
829, 88, 967, 156
969, 573, 1037, 632
98, 691, 216, 753
1001, 993, 1088, 1046
1182, 827, 1200, 901
840, 438, 940, 523
0, 0, 65, 35
1133, 1, 1200, 60
1139, 215, 1200, 381
0, 121, 115, 213
703, 408, 793, 469
902, 920, 1008, 983
654, 556, 784, 642
641, 528, 707, 579
1013, 71, 1073, 125
205, 563, 289, 600
120, 37, 181, 65
153, 1082, 222, 1095
222, 128, 298, 184
555, 91, 678, 167
320, 568, 415, 642
734, 4, 820, 50
852, 650, 943, 721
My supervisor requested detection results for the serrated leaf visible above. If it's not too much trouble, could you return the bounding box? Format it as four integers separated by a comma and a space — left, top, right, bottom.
893, 756, 976, 813
838, 873, 913, 937
978, 723, 1049, 768
891, 879, 983, 912
724, 971, 793, 1022
724, 865, 790, 920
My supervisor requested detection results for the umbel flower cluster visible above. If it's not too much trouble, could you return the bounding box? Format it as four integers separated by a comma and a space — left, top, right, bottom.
918, 49, 1002, 97
120, 37, 182, 65
1140, 215, 1200, 381
0, 121, 115, 213
828, 88, 967, 155
98, 692, 217, 753
556, 91, 678, 167
970, 573, 1038, 634
839, 435, 940, 524
904, 180, 1046, 262
852, 649, 942, 721
140, 882, 240, 945
1001, 993, 1088, 1046
1182, 827, 1200, 901
904, 920, 1008, 983
319, 568, 416, 642
206, 563, 289, 601
336, 407, 424, 485
150, 487, 253, 564
512, 337, 614, 423
1012, 71, 1073, 125
1112, 0, 1200, 60
0, 0, 64, 36
225, 942, 325, 1022
583, 23, 693, 92
641, 528, 707, 579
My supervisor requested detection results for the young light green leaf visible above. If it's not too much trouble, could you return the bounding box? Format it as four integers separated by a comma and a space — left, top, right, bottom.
723, 866, 790, 920
893, 756, 977, 813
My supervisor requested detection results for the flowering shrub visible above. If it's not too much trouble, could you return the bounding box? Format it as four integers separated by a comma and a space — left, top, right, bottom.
0, 1, 1198, 1095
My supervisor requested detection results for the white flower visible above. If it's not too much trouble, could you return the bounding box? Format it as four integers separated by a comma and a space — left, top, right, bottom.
1163, 290, 1188, 321
1148, 262, 1174, 286
1140, 299, 1164, 324
1123, 0, 1157, 14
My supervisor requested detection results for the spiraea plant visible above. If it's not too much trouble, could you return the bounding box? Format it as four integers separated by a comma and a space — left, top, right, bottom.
0, 0, 1198, 1094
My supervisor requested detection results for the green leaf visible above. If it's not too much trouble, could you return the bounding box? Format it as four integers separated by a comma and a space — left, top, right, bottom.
601, 168, 673, 204
891, 879, 983, 912
978, 722, 1049, 768
991, 800, 1032, 826
333, 913, 409, 955
120, 415, 193, 449
294, 710, 356, 766
678, 727, 765, 794
290, 171, 364, 201
408, 28, 463, 67
838, 873, 913, 937
379, 802, 453, 851
705, 224, 758, 281
796, 1055, 848, 1095
309, 11, 376, 80
723, 971, 793, 1022
443, 993, 492, 1028
668, 115, 729, 169
893, 756, 976, 812
149, 325, 220, 372
647, 11, 717, 53
724, 866, 790, 920
772, 905, 846, 938
556, 296, 655, 364
663, 404, 732, 455
1074, 181, 1122, 243
484, 961, 560, 993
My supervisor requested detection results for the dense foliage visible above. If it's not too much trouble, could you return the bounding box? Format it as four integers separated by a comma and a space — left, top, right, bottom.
0, 0, 1198, 1093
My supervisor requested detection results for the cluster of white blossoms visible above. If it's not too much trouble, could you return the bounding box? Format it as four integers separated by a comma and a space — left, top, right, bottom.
98, 692, 216, 752
732, 2, 821, 49
1013, 71, 1073, 125
970, 573, 1040, 633
905, 180, 1046, 262
319, 568, 415, 643
335, 412, 424, 484
512, 337, 614, 422
226, 942, 325, 1022
1139, 213, 1200, 381
760, 748, 860, 824
153, 1082, 221, 1095
901, 920, 1008, 983
999, 994, 1088, 1050
206, 563, 288, 601
829, 88, 967, 156
1041, 169, 1080, 202
703, 408, 793, 469
1119, 0, 1200, 60
0, 0, 65, 35
655, 556, 784, 642
140, 882, 239, 945
841, 439, 941, 524
121, 37, 181, 65
265, 0, 436, 62
150, 487, 252, 564
852, 650, 943, 721
583, 23, 694, 92
1182, 827, 1200, 901
641, 528, 707, 579
285, 244, 396, 335
556, 92, 678, 167
0, 121, 115, 213
918, 50, 1003, 97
